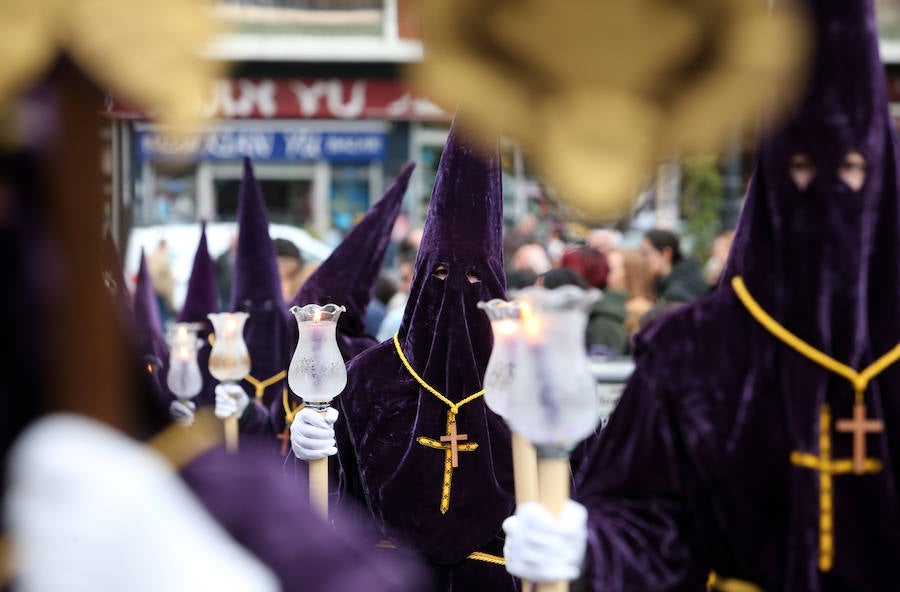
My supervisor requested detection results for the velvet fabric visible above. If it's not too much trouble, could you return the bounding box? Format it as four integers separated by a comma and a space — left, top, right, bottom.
335, 117, 516, 590
177, 221, 218, 406
133, 251, 169, 368
230, 158, 290, 414
180, 445, 427, 592
131, 250, 174, 417
575, 1, 900, 590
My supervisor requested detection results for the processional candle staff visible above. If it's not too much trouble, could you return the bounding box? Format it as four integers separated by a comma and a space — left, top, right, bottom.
478, 300, 540, 511
166, 322, 204, 416
478, 298, 540, 592
506, 286, 600, 592
207, 312, 251, 453
288, 304, 347, 518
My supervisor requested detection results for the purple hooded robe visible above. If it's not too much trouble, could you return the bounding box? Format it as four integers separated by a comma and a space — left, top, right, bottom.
574, 1, 900, 590
334, 118, 518, 591
242, 163, 415, 448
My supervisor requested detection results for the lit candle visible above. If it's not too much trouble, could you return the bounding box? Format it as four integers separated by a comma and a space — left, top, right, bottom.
288, 303, 347, 517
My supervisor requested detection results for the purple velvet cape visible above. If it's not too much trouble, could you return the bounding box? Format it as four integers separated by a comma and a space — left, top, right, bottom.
334, 119, 517, 590
179, 445, 427, 592
245, 163, 415, 442
229, 158, 291, 433
574, 1, 900, 590
177, 222, 219, 406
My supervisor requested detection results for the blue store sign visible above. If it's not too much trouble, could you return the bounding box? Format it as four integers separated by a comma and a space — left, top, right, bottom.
136, 128, 387, 163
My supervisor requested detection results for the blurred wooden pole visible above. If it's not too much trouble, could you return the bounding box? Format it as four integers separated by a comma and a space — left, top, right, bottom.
41, 60, 131, 431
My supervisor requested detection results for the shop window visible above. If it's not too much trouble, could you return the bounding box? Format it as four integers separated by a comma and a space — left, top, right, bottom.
331, 165, 370, 233
138, 163, 198, 226
214, 178, 312, 226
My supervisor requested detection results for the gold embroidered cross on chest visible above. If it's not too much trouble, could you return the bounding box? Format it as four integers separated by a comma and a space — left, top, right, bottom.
733, 276, 900, 572
395, 333, 483, 514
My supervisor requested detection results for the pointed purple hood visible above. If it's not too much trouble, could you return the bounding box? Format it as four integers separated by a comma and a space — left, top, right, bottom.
397, 116, 506, 397
724, 0, 900, 368
179, 221, 218, 323
229, 158, 289, 406
176, 221, 218, 405
133, 250, 169, 367
289, 162, 414, 360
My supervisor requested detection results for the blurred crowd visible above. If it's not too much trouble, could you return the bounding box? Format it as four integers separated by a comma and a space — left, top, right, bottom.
141, 212, 736, 359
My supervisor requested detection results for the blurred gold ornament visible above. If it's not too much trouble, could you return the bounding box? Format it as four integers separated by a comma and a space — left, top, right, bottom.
0, 0, 220, 132
414, 0, 810, 222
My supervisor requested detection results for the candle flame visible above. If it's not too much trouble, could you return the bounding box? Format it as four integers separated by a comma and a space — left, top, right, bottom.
519, 301, 542, 339
146, 363, 153, 374
313, 310, 323, 322
225, 316, 237, 337
179, 345, 190, 360
177, 325, 188, 339
495, 319, 519, 336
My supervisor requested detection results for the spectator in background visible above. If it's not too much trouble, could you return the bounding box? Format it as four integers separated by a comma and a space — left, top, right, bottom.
607, 249, 656, 335
365, 273, 396, 337
587, 228, 622, 253
147, 239, 175, 323
274, 238, 304, 303
511, 243, 552, 276
377, 247, 417, 342
704, 230, 735, 287
503, 213, 539, 270
640, 228, 707, 303
559, 245, 609, 290
507, 269, 537, 290
539, 267, 629, 357
545, 226, 567, 263
214, 232, 237, 310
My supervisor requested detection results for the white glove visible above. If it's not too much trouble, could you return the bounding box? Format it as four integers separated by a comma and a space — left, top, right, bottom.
214, 383, 250, 420
169, 400, 196, 426
503, 500, 588, 583
290, 406, 338, 461
4, 414, 279, 592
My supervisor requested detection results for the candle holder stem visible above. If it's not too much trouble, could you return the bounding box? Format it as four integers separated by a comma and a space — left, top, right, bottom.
224, 388, 240, 453
536, 446, 571, 592
307, 401, 332, 518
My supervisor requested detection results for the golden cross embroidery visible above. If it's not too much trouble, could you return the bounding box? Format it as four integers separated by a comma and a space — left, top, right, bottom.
440, 421, 468, 467
417, 412, 479, 514
790, 404, 882, 572
835, 402, 884, 475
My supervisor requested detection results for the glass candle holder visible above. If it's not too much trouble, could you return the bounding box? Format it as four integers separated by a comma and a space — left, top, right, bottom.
477, 299, 522, 418
207, 313, 251, 383
506, 285, 601, 455
165, 322, 204, 402
288, 304, 347, 408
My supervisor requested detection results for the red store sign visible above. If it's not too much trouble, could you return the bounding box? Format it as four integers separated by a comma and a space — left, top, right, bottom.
113, 78, 449, 121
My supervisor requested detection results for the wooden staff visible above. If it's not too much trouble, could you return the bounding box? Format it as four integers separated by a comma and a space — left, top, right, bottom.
224, 410, 239, 453
536, 457, 571, 592
43, 60, 131, 430
512, 432, 539, 592
307, 405, 331, 517
309, 456, 329, 517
